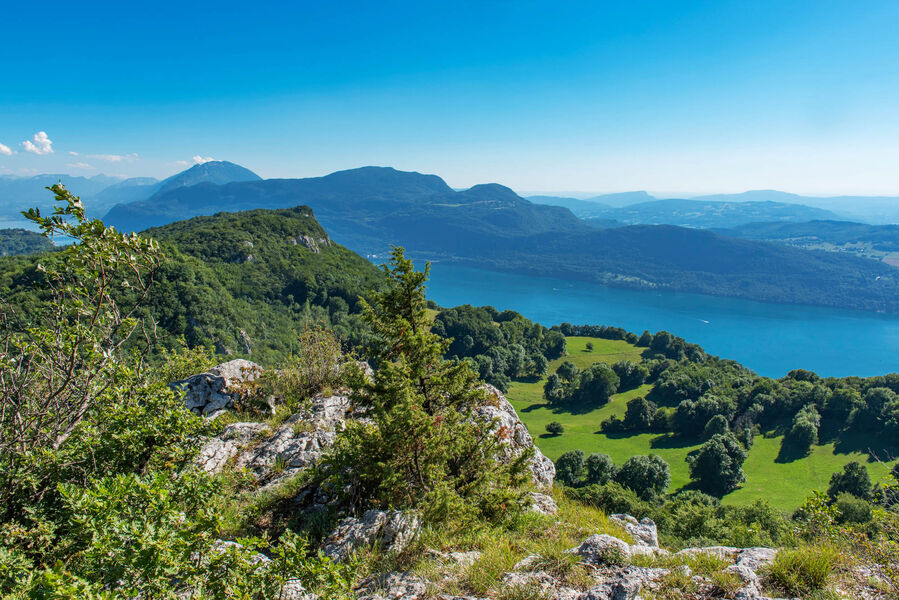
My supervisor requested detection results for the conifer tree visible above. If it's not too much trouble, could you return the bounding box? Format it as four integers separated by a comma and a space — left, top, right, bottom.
322, 248, 529, 521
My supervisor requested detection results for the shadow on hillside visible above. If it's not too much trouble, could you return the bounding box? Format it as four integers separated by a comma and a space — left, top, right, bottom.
521, 403, 549, 413
833, 431, 897, 461
775, 437, 812, 463
650, 433, 699, 450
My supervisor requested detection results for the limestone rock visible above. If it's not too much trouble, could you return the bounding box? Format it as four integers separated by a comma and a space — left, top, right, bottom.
321, 510, 421, 561
609, 514, 658, 548
356, 572, 427, 600
196, 422, 267, 474
476, 384, 555, 488
527, 492, 559, 515
172, 359, 262, 415
502, 571, 580, 600
197, 394, 351, 481
577, 566, 667, 600
734, 547, 777, 571
573, 534, 631, 565
676, 545, 741, 560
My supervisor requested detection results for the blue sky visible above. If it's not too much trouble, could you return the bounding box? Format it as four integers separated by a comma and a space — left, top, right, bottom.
2, 0, 898, 195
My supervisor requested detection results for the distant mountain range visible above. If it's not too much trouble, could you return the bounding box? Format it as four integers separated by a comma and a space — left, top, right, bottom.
98, 164, 899, 313
529, 190, 899, 226
104, 165, 585, 252
3, 162, 898, 312
0, 161, 262, 226
529, 194, 845, 228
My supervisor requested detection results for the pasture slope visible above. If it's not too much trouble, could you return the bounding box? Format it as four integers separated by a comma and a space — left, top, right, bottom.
507, 336, 893, 511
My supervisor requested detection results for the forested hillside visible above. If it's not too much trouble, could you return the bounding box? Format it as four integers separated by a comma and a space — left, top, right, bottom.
719, 220, 899, 265
0, 228, 54, 256
0, 205, 383, 363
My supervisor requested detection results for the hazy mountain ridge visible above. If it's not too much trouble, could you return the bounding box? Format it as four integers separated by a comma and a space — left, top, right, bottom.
99, 164, 899, 313
600, 198, 841, 228
719, 220, 899, 266
104, 166, 589, 251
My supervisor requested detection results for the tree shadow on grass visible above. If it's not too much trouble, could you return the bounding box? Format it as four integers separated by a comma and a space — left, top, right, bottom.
775, 437, 812, 463
522, 403, 550, 413
649, 432, 701, 450
832, 431, 897, 461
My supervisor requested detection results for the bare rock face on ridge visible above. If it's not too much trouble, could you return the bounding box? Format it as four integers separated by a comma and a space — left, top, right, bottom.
195, 393, 352, 484
172, 359, 262, 416
476, 384, 556, 489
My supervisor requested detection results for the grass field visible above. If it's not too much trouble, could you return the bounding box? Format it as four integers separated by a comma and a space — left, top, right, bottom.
508, 336, 894, 511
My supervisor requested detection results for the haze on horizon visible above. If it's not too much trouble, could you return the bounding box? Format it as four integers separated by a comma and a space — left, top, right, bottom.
3, 1, 899, 197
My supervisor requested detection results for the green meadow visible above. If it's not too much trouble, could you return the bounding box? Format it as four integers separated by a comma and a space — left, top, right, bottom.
508, 336, 893, 511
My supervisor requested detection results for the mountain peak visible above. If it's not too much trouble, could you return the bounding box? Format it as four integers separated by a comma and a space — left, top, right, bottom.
320, 166, 453, 195
156, 161, 261, 195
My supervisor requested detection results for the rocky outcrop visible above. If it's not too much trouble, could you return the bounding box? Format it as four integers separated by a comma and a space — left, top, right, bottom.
356, 571, 428, 600
321, 510, 421, 562
196, 422, 268, 474
194, 394, 351, 481
574, 534, 631, 565
291, 234, 332, 254
476, 384, 555, 488
527, 492, 559, 515
609, 514, 658, 548
172, 359, 262, 416
235, 395, 350, 482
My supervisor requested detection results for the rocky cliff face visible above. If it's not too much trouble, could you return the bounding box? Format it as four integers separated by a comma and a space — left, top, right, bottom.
181, 362, 555, 491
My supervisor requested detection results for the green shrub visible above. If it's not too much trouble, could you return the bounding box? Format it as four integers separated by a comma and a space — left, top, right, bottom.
555, 450, 586, 486
546, 421, 564, 436
762, 545, 838, 597
827, 461, 873, 500
614, 454, 670, 501
565, 483, 654, 519
835, 493, 873, 524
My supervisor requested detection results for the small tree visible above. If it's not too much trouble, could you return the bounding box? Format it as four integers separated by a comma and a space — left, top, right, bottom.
585, 342, 594, 351
543, 373, 565, 404
688, 432, 748, 496
612, 360, 648, 391
827, 461, 872, 500
555, 450, 585, 487
573, 362, 619, 406
787, 405, 820, 454
321, 248, 530, 521
585, 452, 616, 485
624, 397, 657, 430
1, 185, 165, 517
556, 361, 579, 382
614, 454, 670, 501
531, 353, 549, 377
546, 421, 564, 436
702, 414, 730, 440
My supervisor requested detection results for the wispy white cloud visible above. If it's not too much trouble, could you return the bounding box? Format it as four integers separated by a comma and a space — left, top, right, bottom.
0, 143, 12, 156
176, 155, 216, 167
69, 151, 79, 156
67, 162, 96, 170
21, 131, 53, 155
86, 152, 139, 162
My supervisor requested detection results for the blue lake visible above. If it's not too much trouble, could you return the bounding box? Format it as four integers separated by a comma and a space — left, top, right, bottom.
422, 262, 899, 378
